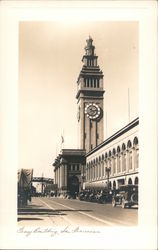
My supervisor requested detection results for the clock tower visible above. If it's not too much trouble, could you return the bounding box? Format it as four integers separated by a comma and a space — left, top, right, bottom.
76, 36, 104, 153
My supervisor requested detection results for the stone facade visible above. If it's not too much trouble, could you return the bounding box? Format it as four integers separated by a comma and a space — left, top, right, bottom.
85, 118, 139, 190
76, 36, 104, 153
53, 149, 86, 194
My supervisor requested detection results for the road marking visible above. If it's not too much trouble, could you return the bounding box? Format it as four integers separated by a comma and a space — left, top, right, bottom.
38, 198, 73, 226
39, 198, 55, 210
48, 199, 116, 226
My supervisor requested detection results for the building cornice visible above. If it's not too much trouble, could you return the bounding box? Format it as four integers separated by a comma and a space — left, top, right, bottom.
86, 117, 139, 157
76, 89, 105, 99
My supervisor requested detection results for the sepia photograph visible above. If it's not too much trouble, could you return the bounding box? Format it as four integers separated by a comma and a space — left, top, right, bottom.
0, 1, 157, 249
18, 21, 139, 227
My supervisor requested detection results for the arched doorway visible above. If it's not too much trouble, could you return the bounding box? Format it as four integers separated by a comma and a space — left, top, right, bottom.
68, 176, 79, 196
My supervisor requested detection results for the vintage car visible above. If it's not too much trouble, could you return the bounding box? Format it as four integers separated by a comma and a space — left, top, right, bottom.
112, 184, 138, 208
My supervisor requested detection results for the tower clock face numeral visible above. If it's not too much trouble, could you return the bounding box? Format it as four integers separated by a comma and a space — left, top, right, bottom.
85, 103, 101, 120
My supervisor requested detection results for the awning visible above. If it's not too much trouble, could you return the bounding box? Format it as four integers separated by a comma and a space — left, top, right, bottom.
18, 169, 33, 189
85, 181, 107, 190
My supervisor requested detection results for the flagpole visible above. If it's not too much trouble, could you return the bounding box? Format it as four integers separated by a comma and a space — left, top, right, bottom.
128, 88, 130, 123
106, 111, 108, 139
63, 129, 64, 149
61, 130, 64, 151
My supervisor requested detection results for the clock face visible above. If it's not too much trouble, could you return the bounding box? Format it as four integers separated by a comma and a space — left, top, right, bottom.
85, 103, 101, 120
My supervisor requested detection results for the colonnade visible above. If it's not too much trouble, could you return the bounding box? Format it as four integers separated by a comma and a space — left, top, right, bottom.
86, 137, 139, 182
54, 164, 67, 190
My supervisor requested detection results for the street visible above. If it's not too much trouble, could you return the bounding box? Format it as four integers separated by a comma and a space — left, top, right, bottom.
18, 197, 138, 227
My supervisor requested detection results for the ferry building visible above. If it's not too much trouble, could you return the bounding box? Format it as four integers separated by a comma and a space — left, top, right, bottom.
53, 36, 139, 195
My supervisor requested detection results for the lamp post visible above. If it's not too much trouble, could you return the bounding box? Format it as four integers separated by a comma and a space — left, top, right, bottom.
105, 166, 111, 191
81, 175, 86, 191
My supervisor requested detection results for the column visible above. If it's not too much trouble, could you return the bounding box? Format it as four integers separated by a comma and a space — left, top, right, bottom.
126, 150, 129, 173
128, 149, 133, 171
56, 167, 59, 187
99, 163, 101, 178
105, 160, 107, 177
102, 162, 104, 179
58, 166, 60, 189
123, 152, 126, 172
61, 165, 64, 189
131, 148, 134, 171
54, 168, 57, 184
64, 164, 67, 188
114, 157, 117, 175
109, 159, 112, 176
120, 154, 123, 173
60, 165, 63, 189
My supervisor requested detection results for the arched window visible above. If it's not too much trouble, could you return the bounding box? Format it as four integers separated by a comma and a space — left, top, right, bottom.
127, 140, 132, 148
128, 178, 132, 184
133, 137, 138, 145
99, 156, 101, 162
113, 148, 116, 155
135, 177, 138, 185
122, 143, 126, 151
105, 152, 108, 158
122, 143, 126, 172
117, 146, 121, 173
102, 154, 104, 161
133, 137, 139, 169
113, 180, 116, 190
109, 150, 111, 157
127, 140, 132, 170
117, 146, 120, 153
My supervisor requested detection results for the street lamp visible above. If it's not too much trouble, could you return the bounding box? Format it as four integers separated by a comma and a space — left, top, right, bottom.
105, 166, 111, 191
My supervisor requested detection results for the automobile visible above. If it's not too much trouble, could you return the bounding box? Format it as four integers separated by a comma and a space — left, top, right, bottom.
88, 191, 97, 202
112, 184, 138, 208
97, 190, 112, 204
79, 191, 86, 201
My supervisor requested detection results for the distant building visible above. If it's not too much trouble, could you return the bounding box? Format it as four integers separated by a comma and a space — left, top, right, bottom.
52, 37, 139, 194
53, 149, 86, 194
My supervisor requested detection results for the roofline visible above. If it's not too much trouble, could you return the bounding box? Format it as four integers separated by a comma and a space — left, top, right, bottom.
86, 117, 139, 157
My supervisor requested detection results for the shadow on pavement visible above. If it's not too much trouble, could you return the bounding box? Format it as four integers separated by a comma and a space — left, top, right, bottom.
18, 217, 43, 221
18, 208, 92, 216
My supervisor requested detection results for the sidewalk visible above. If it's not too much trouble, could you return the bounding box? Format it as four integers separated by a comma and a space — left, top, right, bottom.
17, 198, 56, 227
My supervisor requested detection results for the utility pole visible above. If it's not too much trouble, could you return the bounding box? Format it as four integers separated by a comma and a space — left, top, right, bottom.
41, 172, 44, 194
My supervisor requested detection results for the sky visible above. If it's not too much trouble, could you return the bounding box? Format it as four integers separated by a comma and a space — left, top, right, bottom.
19, 21, 138, 178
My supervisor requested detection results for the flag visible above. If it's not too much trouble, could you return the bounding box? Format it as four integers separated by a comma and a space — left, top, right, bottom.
61, 135, 64, 144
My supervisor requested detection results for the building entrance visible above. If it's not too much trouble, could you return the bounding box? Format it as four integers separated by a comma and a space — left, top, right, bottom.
68, 176, 79, 196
